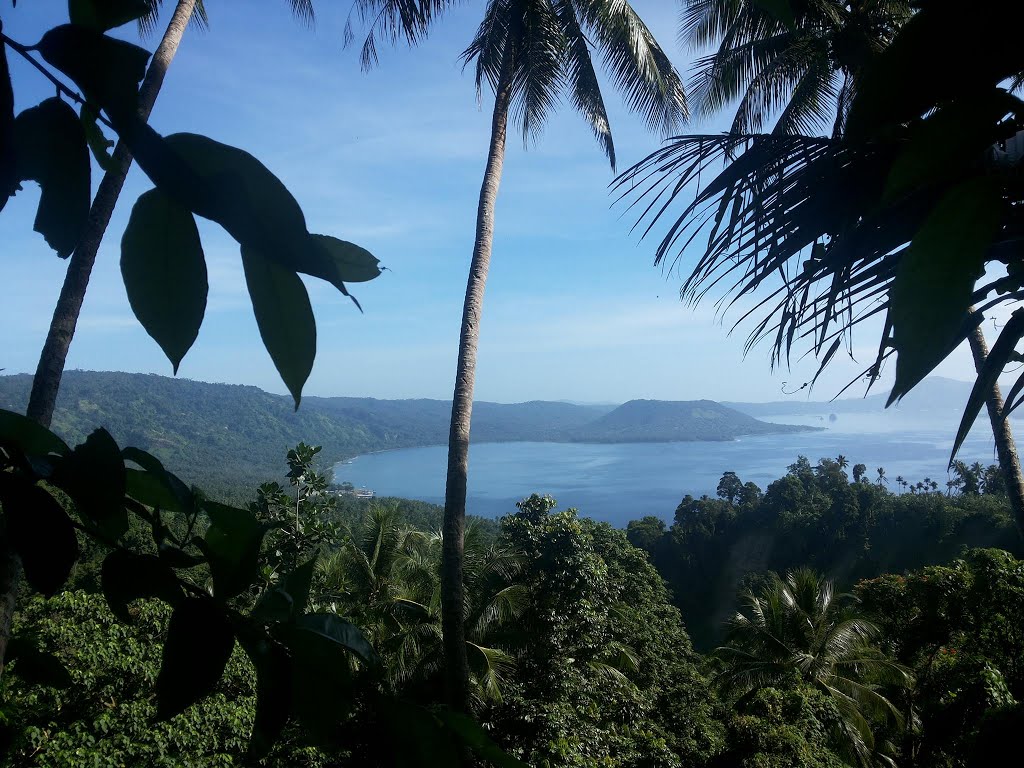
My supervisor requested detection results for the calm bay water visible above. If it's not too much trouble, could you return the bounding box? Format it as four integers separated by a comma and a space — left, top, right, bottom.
335, 411, 1005, 527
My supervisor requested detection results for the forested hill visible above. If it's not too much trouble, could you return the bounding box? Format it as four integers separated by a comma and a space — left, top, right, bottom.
0, 371, 806, 499
567, 399, 810, 442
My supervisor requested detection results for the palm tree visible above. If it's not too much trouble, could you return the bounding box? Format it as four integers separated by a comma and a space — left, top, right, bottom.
615, 1, 1024, 535
437, 0, 687, 713
875, 467, 886, 486
716, 567, 911, 765
318, 506, 526, 705
682, 0, 911, 137
24, 0, 315, 428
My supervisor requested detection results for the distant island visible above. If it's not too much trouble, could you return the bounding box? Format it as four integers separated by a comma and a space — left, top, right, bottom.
0, 371, 811, 499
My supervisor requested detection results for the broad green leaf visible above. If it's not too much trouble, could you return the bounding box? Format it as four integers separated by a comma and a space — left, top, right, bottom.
13, 98, 91, 257
81, 104, 116, 171
6, 636, 74, 688
313, 234, 382, 283
0, 476, 78, 596
241, 247, 316, 409
125, 467, 182, 511
236, 626, 292, 760
292, 613, 378, 667
437, 710, 530, 768
52, 428, 128, 540
101, 551, 182, 622
884, 91, 1023, 203
163, 134, 362, 299
69, 0, 151, 31
252, 555, 317, 622
888, 177, 1004, 404
36, 25, 150, 122
275, 616, 363, 742
0, 408, 70, 456
122, 446, 193, 512
156, 598, 235, 719
0, 31, 16, 210
847, 0, 1024, 137
121, 188, 208, 372
203, 501, 265, 600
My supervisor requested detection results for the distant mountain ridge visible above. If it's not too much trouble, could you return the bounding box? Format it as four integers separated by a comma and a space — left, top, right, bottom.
567, 399, 809, 442
0, 371, 809, 498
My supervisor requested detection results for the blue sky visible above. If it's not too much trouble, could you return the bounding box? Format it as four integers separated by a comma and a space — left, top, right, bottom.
0, 0, 980, 404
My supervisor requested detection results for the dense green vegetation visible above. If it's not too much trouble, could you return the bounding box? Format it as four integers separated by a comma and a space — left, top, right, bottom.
4, 440, 1021, 767
0, 371, 808, 502
628, 456, 1021, 649
2, 0, 1023, 766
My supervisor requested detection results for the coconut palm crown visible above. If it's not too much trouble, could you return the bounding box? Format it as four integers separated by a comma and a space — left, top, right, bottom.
715, 568, 912, 765
683, 0, 911, 137
462, 0, 688, 169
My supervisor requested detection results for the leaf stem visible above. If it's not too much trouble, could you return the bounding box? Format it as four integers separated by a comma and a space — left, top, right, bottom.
1, 33, 115, 129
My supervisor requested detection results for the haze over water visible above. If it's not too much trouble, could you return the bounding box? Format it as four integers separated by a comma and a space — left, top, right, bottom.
336, 409, 1004, 527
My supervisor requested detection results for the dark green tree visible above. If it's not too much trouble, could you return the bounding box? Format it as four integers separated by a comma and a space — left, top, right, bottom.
716, 568, 911, 765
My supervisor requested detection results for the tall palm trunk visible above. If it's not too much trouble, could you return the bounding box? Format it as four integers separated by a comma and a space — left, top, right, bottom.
25, 0, 197, 427
441, 53, 515, 714
0, 0, 196, 681
967, 317, 1024, 534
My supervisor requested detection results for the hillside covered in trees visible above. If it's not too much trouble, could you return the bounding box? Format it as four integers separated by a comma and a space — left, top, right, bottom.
0, 371, 809, 498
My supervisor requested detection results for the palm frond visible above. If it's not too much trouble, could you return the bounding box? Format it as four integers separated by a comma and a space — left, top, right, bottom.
578, 0, 688, 134
138, 0, 208, 36
555, 0, 616, 167
345, 0, 453, 70
467, 642, 516, 702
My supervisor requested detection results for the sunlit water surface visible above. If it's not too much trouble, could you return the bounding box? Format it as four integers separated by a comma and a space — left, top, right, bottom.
335, 411, 1006, 526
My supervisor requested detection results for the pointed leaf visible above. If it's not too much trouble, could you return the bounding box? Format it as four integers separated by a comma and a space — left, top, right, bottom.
156, 598, 235, 719
275, 615, 366, 741
293, 613, 378, 667
241, 246, 315, 409
884, 91, 1022, 202
436, 710, 530, 768
101, 550, 182, 622
203, 501, 265, 600
888, 177, 1003, 404
236, 626, 292, 760
163, 133, 361, 299
36, 25, 149, 122
13, 98, 91, 257
312, 234, 382, 283
52, 428, 128, 540
121, 188, 207, 372
0, 409, 70, 457
252, 555, 317, 622
0, 476, 78, 596
69, 0, 151, 31
122, 446, 193, 513
951, 309, 1024, 461
6, 636, 74, 688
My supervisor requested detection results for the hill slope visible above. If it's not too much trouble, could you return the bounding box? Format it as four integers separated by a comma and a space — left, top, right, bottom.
0, 372, 807, 499
568, 399, 812, 442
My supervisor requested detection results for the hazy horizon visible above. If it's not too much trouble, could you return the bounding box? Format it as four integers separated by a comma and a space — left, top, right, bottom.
0, 1, 991, 405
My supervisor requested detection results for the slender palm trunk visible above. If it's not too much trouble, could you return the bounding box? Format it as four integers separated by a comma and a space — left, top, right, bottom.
967, 318, 1024, 534
26, 0, 196, 427
441, 57, 515, 713
0, 0, 196, 681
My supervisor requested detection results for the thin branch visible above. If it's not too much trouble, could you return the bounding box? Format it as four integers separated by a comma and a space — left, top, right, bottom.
1, 34, 115, 130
